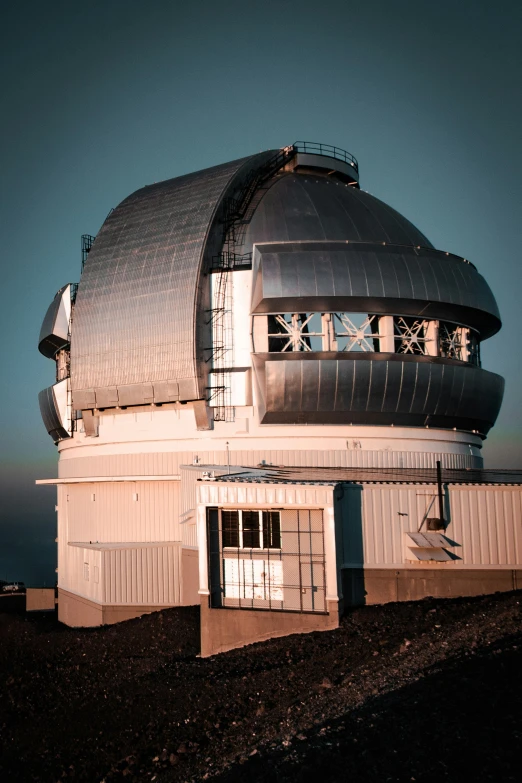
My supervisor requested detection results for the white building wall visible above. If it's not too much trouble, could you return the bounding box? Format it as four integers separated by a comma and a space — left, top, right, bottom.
59, 540, 181, 607
65, 481, 181, 543
231, 269, 252, 369
60, 543, 104, 604
58, 446, 480, 480
449, 488, 522, 566
56, 479, 183, 607
102, 544, 181, 605
57, 404, 485, 476
339, 484, 522, 569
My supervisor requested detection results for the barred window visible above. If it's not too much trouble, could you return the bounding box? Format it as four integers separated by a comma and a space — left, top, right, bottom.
222, 510, 239, 548
262, 511, 281, 549
222, 510, 281, 549
242, 510, 260, 548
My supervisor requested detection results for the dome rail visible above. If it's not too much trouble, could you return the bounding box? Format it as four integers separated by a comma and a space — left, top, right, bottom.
293, 141, 359, 173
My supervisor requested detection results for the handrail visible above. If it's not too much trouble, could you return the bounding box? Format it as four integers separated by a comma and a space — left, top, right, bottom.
221, 145, 298, 232
292, 141, 358, 173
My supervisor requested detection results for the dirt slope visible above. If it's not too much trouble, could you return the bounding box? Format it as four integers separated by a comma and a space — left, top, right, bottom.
0, 592, 520, 783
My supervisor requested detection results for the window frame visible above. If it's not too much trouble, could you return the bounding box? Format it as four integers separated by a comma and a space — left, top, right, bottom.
221, 509, 281, 551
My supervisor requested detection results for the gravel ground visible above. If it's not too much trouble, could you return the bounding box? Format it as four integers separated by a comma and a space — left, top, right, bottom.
0, 591, 520, 783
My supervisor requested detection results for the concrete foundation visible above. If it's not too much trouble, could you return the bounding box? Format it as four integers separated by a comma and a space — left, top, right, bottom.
26, 588, 56, 612
181, 548, 200, 605
200, 595, 339, 657
343, 568, 522, 606
57, 588, 173, 627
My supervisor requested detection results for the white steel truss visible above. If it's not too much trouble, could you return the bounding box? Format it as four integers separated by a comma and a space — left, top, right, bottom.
332, 313, 383, 352
263, 312, 479, 365
439, 322, 466, 360
394, 317, 431, 355
439, 321, 477, 363
267, 313, 323, 352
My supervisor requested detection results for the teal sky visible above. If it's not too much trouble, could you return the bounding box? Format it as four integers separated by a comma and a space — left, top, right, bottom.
1, 0, 521, 584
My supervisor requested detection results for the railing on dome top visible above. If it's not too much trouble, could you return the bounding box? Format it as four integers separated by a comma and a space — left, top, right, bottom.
292, 141, 359, 173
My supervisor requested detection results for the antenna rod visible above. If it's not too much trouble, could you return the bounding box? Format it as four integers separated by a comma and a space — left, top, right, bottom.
436, 460, 444, 526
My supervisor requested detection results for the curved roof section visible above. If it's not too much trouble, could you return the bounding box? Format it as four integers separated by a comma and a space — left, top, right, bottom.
251, 242, 501, 337
70, 152, 275, 408
242, 174, 434, 249
39, 284, 73, 358
38, 384, 70, 442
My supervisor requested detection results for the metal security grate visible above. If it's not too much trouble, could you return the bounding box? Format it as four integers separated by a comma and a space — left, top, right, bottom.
207, 508, 326, 613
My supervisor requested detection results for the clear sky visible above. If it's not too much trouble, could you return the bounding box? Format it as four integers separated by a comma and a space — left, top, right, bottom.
1, 0, 521, 584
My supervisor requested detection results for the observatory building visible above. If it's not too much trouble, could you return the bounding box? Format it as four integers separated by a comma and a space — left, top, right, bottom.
37, 142, 522, 653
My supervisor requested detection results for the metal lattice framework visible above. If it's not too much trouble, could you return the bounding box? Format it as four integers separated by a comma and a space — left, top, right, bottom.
209, 146, 299, 419
268, 313, 323, 352
439, 322, 467, 361
263, 312, 480, 365
333, 313, 382, 352
394, 317, 431, 355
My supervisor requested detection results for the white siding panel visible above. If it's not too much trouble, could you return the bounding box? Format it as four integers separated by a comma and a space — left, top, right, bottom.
67, 481, 181, 543
58, 448, 480, 479
62, 545, 103, 603
197, 482, 333, 509
100, 544, 181, 605
358, 485, 522, 568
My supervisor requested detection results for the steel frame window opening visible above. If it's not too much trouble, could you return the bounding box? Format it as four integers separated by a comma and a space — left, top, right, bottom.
221, 509, 281, 550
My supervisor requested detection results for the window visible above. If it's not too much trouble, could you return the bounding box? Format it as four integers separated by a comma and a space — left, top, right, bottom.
221, 510, 281, 549
242, 510, 260, 547
263, 511, 281, 549
222, 510, 240, 548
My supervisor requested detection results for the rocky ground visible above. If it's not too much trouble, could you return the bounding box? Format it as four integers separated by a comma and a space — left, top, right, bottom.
0, 591, 520, 783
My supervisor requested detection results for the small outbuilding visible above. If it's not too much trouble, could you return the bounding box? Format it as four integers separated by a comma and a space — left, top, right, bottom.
195, 466, 522, 655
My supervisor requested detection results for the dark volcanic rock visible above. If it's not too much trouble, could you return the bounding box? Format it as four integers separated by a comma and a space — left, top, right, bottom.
0, 593, 521, 782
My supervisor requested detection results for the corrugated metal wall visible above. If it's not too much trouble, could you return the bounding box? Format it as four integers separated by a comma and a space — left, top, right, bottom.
179, 466, 236, 547
340, 484, 522, 568
66, 481, 181, 543
448, 488, 522, 566
102, 545, 181, 605
61, 544, 104, 604
58, 448, 479, 478
61, 543, 181, 606
198, 482, 332, 509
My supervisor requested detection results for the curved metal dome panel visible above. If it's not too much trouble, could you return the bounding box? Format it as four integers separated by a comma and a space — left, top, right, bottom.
251, 242, 500, 336
242, 174, 434, 249
39, 284, 73, 358
38, 384, 70, 442
254, 354, 504, 435
70, 152, 274, 409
